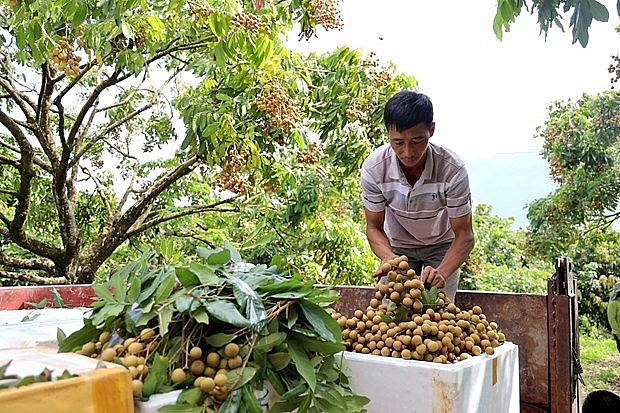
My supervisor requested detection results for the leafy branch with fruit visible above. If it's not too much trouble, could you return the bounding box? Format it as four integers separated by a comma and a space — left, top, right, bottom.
58, 243, 369, 413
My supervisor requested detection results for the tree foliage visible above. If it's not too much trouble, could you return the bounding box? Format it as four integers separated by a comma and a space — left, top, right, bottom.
461, 204, 551, 294
528, 91, 620, 259
0, 0, 415, 284
493, 0, 613, 47
527, 90, 620, 328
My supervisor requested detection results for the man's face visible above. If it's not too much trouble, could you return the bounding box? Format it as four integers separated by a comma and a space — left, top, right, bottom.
388, 122, 435, 169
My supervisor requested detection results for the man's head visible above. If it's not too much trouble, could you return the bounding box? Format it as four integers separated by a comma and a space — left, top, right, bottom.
384, 91, 434, 132
582, 390, 620, 413
384, 91, 435, 171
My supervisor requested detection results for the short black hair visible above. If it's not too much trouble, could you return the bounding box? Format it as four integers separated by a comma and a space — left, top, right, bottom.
582, 390, 620, 412
383, 91, 433, 132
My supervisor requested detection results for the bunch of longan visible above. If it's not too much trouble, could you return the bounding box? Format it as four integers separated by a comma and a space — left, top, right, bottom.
231, 12, 272, 34
334, 256, 506, 364
307, 0, 343, 31
78, 327, 158, 395
48, 36, 82, 77
216, 147, 252, 194
169, 342, 244, 402
255, 79, 301, 133
296, 142, 325, 164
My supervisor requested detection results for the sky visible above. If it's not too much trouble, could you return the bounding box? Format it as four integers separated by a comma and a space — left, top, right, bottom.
288, 0, 620, 226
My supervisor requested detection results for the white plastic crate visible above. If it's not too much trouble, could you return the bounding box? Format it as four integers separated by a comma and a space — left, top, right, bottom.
338, 341, 519, 413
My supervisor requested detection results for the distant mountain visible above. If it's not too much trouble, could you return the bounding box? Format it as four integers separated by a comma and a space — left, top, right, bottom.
465, 152, 556, 229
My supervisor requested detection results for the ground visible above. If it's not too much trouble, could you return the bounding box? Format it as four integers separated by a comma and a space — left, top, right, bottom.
579, 344, 620, 400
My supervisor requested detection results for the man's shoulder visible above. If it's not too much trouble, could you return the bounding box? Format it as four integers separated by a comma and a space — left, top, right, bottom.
362, 143, 392, 171
429, 142, 466, 169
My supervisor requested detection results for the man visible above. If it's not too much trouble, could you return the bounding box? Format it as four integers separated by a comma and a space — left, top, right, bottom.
360, 90, 474, 302
582, 390, 620, 412
607, 281, 620, 353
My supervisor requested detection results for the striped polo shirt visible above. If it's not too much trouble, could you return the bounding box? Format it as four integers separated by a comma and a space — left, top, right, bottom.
361, 142, 472, 248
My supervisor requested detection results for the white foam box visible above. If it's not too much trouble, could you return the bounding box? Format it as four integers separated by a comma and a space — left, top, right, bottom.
337, 341, 519, 413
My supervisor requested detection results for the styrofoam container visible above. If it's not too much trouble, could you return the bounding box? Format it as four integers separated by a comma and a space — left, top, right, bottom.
0, 308, 89, 349
337, 342, 519, 413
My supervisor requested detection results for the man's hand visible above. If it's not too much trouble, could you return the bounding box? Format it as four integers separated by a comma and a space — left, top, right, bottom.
373, 256, 399, 280
420, 266, 446, 289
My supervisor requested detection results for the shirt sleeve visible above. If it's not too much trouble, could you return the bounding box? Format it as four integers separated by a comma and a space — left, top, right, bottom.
360, 165, 386, 213
608, 299, 620, 336
445, 166, 472, 218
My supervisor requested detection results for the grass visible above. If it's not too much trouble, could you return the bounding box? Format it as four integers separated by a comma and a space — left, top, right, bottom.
579, 332, 620, 396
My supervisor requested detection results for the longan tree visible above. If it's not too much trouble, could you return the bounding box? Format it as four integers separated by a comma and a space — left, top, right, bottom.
494, 0, 613, 47
0, 0, 416, 284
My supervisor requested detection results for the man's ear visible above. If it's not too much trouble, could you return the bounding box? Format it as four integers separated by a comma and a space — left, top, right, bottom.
429, 122, 436, 137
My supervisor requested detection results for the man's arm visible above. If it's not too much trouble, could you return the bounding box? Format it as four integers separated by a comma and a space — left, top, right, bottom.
420, 212, 475, 288
364, 208, 398, 277
608, 300, 620, 336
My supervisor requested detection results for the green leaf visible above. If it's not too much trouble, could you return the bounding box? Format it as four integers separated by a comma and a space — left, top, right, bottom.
92, 283, 116, 302
58, 319, 100, 352
298, 299, 340, 342
286, 337, 316, 391
52, 288, 67, 308
157, 405, 202, 413
267, 352, 291, 371
205, 333, 236, 347
175, 295, 199, 313
254, 332, 287, 351
192, 308, 210, 324
196, 246, 230, 265
177, 387, 203, 405
227, 366, 256, 389
242, 384, 262, 413
589, 0, 609, 21
155, 273, 176, 302
218, 386, 242, 413
205, 299, 250, 327
279, 382, 308, 402
269, 396, 307, 413
127, 278, 142, 304
158, 307, 174, 336
142, 354, 168, 398
265, 369, 287, 396
187, 263, 220, 285
175, 267, 200, 288
290, 333, 344, 355
120, 20, 135, 39
228, 275, 267, 329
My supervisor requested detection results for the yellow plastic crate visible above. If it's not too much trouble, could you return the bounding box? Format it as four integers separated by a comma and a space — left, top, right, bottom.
0, 347, 134, 413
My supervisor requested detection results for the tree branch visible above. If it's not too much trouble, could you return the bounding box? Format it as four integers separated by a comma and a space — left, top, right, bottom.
0, 270, 67, 285
0, 250, 56, 272
126, 198, 242, 237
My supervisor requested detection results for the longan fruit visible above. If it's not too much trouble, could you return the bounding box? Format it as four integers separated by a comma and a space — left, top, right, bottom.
190, 360, 206, 376
194, 376, 207, 388
139, 328, 156, 342
189, 346, 203, 360
227, 355, 243, 369
206, 352, 221, 368
200, 377, 216, 393
123, 354, 139, 368
224, 343, 240, 358
101, 347, 116, 362
214, 373, 228, 387
170, 368, 186, 384
131, 379, 144, 395
127, 342, 144, 355
81, 342, 96, 356
99, 331, 111, 344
